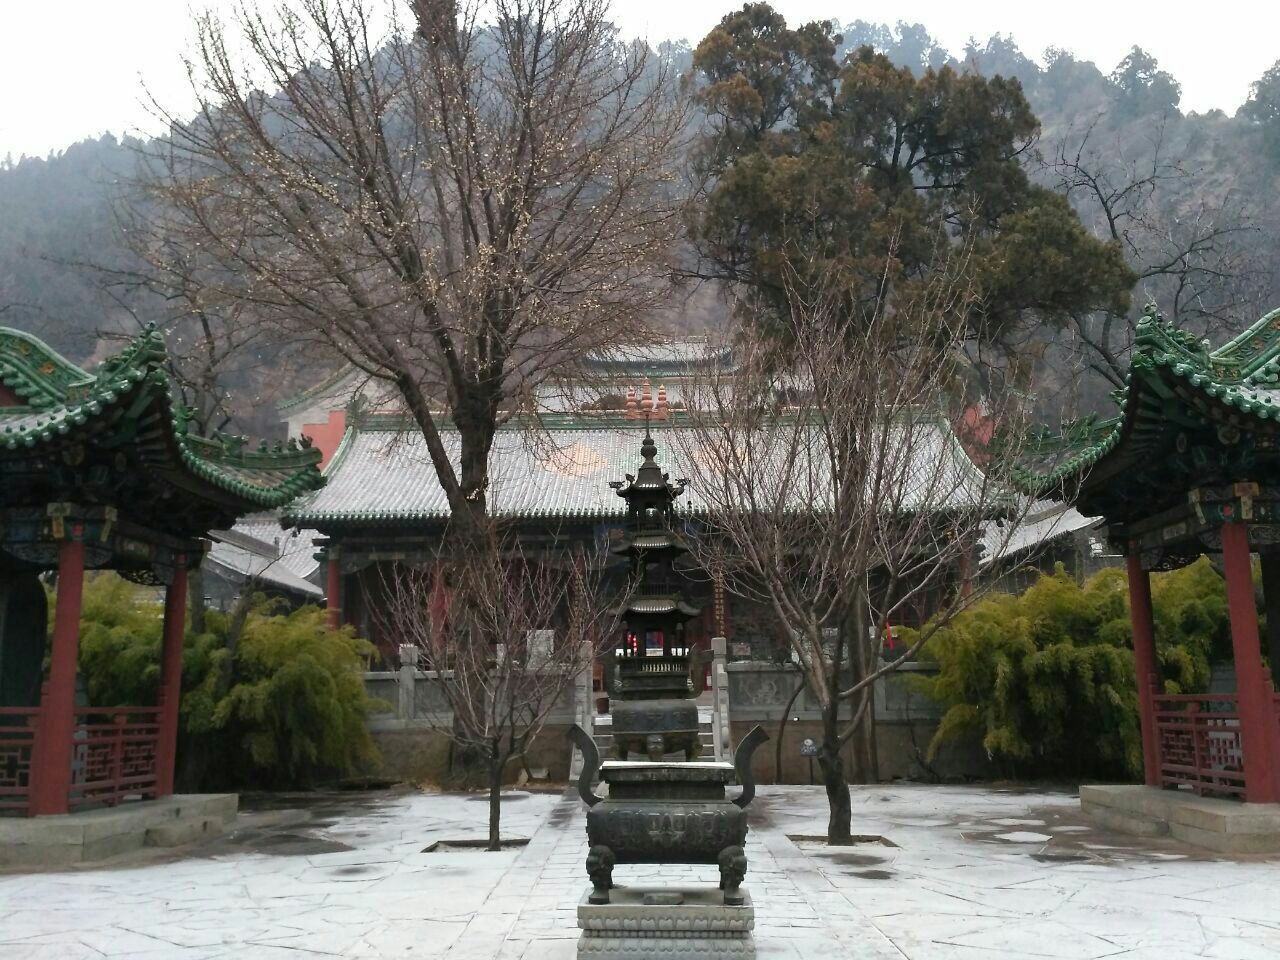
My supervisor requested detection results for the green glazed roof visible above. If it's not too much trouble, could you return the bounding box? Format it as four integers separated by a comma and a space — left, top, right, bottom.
1011, 303, 1280, 514
0, 328, 91, 408
0, 325, 324, 510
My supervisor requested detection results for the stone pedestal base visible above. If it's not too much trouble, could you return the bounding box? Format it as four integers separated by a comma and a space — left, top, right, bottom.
1081, 784, 1280, 854
577, 887, 754, 958
0, 794, 237, 867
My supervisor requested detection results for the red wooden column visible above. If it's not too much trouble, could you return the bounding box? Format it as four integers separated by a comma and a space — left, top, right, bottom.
1220, 522, 1280, 803
326, 553, 342, 630
1125, 552, 1161, 787
155, 561, 187, 798
30, 537, 86, 816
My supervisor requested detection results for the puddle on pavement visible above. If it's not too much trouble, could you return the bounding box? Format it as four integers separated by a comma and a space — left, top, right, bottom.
812, 852, 886, 866
852, 869, 893, 880
788, 833, 899, 848
1031, 852, 1092, 863
243, 832, 355, 856
423, 838, 531, 853
547, 801, 578, 826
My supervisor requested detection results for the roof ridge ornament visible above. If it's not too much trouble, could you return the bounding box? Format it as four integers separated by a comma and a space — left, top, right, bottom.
1133, 300, 1210, 372
640, 417, 658, 463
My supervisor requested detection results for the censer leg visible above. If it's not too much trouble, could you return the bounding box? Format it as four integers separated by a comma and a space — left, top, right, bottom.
718, 845, 747, 905
587, 844, 615, 904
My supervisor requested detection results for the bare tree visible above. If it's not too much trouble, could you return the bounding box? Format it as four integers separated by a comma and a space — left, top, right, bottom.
136, 0, 689, 543
92, 235, 306, 438
674, 255, 1055, 844
377, 538, 624, 850
1048, 118, 1262, 388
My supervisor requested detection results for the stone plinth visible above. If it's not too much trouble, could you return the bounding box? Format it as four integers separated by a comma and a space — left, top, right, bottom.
0, 794, 237, 867
1081, 784, 1280, 854
577, 887, 755, 958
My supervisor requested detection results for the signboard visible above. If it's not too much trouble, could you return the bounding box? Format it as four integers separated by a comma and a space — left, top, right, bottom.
800, 737, 818, 757
645, 630, 665, 657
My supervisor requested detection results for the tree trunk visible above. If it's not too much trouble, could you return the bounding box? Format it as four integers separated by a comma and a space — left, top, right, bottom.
843, 609, 878, 784
819, 704, 852, 844
188, 565, 206, 635
487, 756, 503, 852
846, 687, 878, 785
216, 590, 255, 700
774, 679, 806, 784
439, 498, 494, 785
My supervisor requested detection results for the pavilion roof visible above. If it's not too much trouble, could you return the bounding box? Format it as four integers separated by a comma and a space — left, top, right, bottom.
0, 325, 324, 513
284, 410, 988, 529
207, 515, 323, 600
1009, 303, 1280, 521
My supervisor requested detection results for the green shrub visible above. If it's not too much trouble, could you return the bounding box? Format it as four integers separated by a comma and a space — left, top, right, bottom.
915, 558, 1232, 781
61, 573, 379, 789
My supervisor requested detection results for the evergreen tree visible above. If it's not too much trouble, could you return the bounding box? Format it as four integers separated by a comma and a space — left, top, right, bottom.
1241, 59, 1280, 159
1109, 46, 1182, 117
689, 3, 1134, 343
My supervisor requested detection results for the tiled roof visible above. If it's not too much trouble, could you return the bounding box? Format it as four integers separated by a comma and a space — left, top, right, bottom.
276, 365, 365, 413
979, 501, 1100, 568
275, 340, 734, 418
582, 339, 733, 376
286, 414, 988, 527
206, 539, 323, 599
224, 512, 322, 581
0, 328, 88, 407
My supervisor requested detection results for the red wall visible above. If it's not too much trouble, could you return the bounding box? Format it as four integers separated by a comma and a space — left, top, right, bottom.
301, 409, 347, 469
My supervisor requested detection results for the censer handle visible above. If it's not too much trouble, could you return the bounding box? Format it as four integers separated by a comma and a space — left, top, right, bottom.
731, 725, 770, 809
567, 723, 604, 807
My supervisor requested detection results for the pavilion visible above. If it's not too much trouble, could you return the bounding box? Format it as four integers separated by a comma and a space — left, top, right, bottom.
1014, 304, 1280, 831
0, 325, 323, 818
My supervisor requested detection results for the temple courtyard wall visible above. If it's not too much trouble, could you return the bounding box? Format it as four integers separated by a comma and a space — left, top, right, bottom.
358, 659, 989, 786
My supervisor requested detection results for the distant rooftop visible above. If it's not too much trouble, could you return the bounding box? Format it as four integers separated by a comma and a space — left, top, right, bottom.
284, 411, 987, 529
277, 339, 735, 416
580, 339, 734, 377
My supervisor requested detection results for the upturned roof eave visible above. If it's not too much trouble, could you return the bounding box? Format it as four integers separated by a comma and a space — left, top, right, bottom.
0, 325, 325, 511
1011, 309, 1280, 500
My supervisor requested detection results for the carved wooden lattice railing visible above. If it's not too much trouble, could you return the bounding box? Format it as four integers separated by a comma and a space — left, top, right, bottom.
1153, 694, 1246, 798
0, 707, 38, 815
69, 707, 161, 809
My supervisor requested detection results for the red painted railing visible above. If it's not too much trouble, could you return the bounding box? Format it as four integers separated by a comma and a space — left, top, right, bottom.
0, 707, 38, 815
1154, 694, 1246, 798
69, 707, 161, 810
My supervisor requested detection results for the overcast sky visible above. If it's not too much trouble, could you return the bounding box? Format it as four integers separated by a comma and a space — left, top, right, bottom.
2, 1, 1276, 159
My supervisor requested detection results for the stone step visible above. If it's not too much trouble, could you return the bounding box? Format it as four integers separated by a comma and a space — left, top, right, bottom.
146, 817, 227, 848
1081, 800, 1170, 839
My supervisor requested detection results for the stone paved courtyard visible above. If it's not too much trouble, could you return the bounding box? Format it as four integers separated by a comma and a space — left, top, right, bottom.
0, 784, 1278, 959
